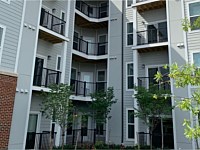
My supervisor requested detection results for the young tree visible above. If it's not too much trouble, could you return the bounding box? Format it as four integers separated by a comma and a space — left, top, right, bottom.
155, 63, 200, 149
133, 85, 173, 149
89, 87, 117, 139
41, 83, 73, 150
154, 16, 200, 149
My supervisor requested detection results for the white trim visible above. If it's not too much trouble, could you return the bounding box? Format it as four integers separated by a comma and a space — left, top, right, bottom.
39, 26, 70, 42
75, 9, 109, 23
23, 1, 43, 148
15, 0, 27, 73
126, 22, 134, 47
72, 49, 108, 60
126, 108, 135, 141
70, 95, 92, 102
68, 0, 77, 85
132, 41, 168, 50
166, 0, 177, 149
0, 24, 6, 65
1, 0, 10, 4
126, 62, 134, 91
132, 0, 161, 7
106, 0, 111, 143
187, 0, 200, 33
56, 55, 62, 71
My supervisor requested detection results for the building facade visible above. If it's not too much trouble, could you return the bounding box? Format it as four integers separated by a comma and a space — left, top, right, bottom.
0, 0, 200, 149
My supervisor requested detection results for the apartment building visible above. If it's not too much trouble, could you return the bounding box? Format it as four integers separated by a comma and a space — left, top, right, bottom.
0, 0, 200, 149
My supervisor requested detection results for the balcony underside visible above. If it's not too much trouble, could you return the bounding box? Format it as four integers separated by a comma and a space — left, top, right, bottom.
39, 29, 65, 44
137, 45, 168, 53
137, 0, 166, 13
75, 14, 108, 29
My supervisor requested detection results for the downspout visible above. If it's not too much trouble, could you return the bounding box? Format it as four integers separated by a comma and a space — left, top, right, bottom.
121, 0, 125, 144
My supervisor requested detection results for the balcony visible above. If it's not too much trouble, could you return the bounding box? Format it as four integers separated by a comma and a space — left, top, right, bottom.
33, 67, 61, 88
137, 77, 170, 90
66, 129, 106, 145
136, 27, 168, 52
70, 79, 107, 97
134, 0, 166, 13
25, 132, 56, 149
76, 0, 108, 19
39, 8, 67, 43
73, 37, 108, 56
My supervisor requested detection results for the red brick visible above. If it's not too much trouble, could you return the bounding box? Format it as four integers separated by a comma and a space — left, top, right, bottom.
0, 74, 17, 149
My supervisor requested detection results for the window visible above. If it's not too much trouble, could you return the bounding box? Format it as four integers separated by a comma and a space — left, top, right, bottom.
60, 11, 65, 35
0, 25, 6, 63
127, 0, 133, 7
127, 22, 133, 46
189, 1, 200, 30
127, 109, 134, 140
193, 52, 200, 67
96, 123, 104, 135
56, 55, 61, 71
127, 63, 134, 90
97, 70, 106, 92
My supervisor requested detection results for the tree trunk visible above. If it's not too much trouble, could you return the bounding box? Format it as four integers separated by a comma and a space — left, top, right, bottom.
150, 130, 153, 150
61, 127, 65, 150
161, 118, 164, 150
196, 138, 199, 150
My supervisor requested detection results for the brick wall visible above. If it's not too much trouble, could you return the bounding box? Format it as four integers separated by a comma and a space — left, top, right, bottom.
0, 73, 17, 149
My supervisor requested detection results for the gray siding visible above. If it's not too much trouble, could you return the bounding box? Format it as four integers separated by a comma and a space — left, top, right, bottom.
72, 60, 107, 82
31, 93, 51, 132
37, 39, 62, 70
0, 0, 23, 72
137, 8, 166, 31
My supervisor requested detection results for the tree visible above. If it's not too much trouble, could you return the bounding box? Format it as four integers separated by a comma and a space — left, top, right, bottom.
41, 83, 74, 150
89, 87, 117, 139
155, 63, 200, 149
133, 85, 173, 149
154, 16, 200, 149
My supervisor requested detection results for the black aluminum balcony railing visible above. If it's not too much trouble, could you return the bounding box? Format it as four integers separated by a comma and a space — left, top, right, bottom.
76, 0, 108, 18
25, 131, 56, 149
138, 77, 170, 90
70, 79, 107, 97
66, 129, 106, 145
40, 8, 66, 35
137, 28, 168, 45
73, 37, 108, 56
33, 67, 61, 88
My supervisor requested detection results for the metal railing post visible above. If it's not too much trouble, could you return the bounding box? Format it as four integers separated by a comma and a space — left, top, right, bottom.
39, 133, 42, 149
84, 81, 86, 97
45, 69, 49, 87
75, 80, 78, 95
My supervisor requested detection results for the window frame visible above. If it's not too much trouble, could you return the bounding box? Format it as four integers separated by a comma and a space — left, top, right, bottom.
97, 70, 107, 82
0, 24, 6, 65
126, 108, 135, 141
126, 62, 134, 91
126, 0, 133, 8
60, 10, 66, 35
56, 55, 62, 71
187, 0, 200, 32
126, 22, 134, 46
